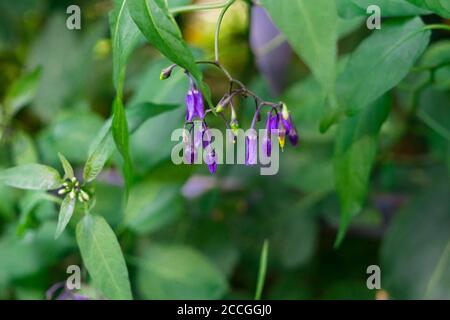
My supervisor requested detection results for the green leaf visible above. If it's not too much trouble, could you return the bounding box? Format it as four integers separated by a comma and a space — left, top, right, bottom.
76, 214, 132, 300
420, 40, 450, 69
334, 95, 391, 247
127, 0, 212, 107
4, 67, 41, 117
111, 97, 132, 194
12, 130, 38, 166
344, 0, 431, 17
136, 244, 228, 299
84, 102, 179, 182
58, 152, 74, 179
0, 164, 62, 190
381, 179, 450, 299
124, 180, 183, 234
110, 0, 142, 90
406, 0, 450, 18
261, 0, 338, 96
337, 17, 430, 116
54, 195, 76, 239
254, 240, 269, 300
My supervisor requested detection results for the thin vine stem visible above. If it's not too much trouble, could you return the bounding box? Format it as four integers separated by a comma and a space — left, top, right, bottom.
169, 0, 231, 15
214, 0, 236, 62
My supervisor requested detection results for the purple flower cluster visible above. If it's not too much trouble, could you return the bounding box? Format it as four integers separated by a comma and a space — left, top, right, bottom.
181, 75, 299, 173
183, 81, 217, 174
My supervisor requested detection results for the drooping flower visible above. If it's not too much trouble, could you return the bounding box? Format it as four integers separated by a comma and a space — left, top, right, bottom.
277, 116, 286, 151
263, 112, 278, 157
245, 131, 258, 166
203, 125, 217, 174
281, 113, 299, 146
185, 82, 205, 122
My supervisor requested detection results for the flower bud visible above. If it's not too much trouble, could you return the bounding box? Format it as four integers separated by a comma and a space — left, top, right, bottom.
160, 66, 174, 80
80, 189, 90, 202
281, 102, 289, 121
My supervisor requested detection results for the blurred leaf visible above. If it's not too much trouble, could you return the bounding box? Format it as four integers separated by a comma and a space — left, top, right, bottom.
16, 191, 61, 236
336, 17, 429, 116
417, 87, 450, 141
27, 15, 104, 121
334, 95, 391, 247
57, 153, 74, 180
0, 222, 73, 288
136, 244, 228, 299
4, 67, 41, 117
261, 0, 338, 96
406, 0, 450, 17
0, 164, 62, 190
125, 180, 183, 234
38, 111, 104, 165
420, 40, 450, 68
76, 214, 132, 300
344, 0, 431, 17
12, 130, 38, 166
84, 102, 179, 182
110, 0, 142, 89
273, 211, 318, 269
128, 0, 212, 107
54, 195, 76, 239
382, 179, 450, 299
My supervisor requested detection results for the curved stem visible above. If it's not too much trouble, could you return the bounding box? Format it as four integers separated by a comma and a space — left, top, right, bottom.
214, 0, 236, 62
422, 24, 450, 33
170, 1, 231, 15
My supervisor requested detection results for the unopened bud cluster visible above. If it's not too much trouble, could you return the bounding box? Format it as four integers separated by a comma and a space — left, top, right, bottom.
58, 177, 90, 203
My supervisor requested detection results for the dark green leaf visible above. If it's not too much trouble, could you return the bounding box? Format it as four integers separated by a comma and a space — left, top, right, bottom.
382, 179, 450, 298
0, 164, 62, 190
54, 195, 76, 239
76, 214, 132, 300
334, 95, 391, 247
344, 0, 431, 17
127, 0, 212, 107
136, 244, 228, 299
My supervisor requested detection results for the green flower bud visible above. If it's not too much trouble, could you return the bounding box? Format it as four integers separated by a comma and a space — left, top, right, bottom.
281, 102, 289, 121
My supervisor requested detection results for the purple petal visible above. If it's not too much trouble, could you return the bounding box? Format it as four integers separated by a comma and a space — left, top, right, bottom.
185, 90, 196, 122
245, 134, 258, 166
194, 90, 205, 119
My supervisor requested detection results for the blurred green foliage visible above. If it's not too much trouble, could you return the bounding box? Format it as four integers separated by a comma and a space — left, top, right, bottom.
0, 0, 449, 300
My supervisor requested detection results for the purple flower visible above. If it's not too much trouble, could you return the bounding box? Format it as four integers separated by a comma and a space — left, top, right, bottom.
184, 138, 197, 165
263, 112, 278, 157
203, 126, 217, 174
278, 116, 286, 150
185, 82, 205, 122
281, 114, 299, 146
245, 131, 258, 166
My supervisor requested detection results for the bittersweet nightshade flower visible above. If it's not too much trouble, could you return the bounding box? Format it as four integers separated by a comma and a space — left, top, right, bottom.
263, 112, 277, 157
281, 114, 299, 146
203, 125, 217, 174
245, 131, 258, 166
185, 81, 205, 122
278, 116, 286, 151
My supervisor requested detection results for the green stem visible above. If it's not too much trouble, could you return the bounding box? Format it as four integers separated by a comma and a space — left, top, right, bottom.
254, 239, 269, 300
169, 1, 231, 15
422, 24, 450, 33
214, 0, 236, 62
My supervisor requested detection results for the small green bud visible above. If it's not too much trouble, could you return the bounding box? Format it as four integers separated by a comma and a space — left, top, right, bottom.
281, 102, 289, 121
69, 190, 76, 199
80, 189, 90, 202
160, 66, 174, 80
230, 119, 239, 136
78, 193, 84, 203
58, 188, 68, 195
216, 104, 224, 113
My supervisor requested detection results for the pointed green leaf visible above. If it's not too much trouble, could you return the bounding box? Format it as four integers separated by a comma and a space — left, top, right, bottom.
406, 0, 450, 18
338, 17, 430, 115
128, 0, 212, 107
261, 0, 338, 95
76, 214, 132, 300
255, 240, 269, 300
84, 102, 179, 182
110, 0, 142, 89
55, 195, 76, 239
334, 95, 391, 247
58, 153, 74, 179
0, 164, 62, 190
